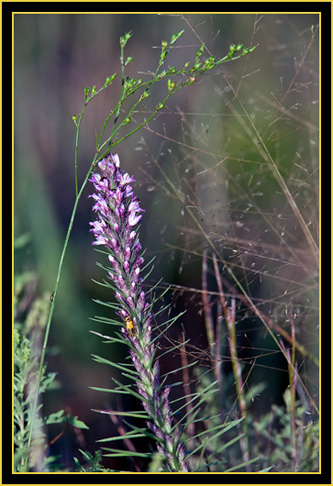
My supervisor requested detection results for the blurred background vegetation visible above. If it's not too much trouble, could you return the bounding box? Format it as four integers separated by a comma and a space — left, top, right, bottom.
14, 13, 319, 470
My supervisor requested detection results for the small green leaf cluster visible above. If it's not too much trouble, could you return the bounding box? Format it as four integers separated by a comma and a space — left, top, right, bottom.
72, 30, 257, 185
14, 324, 56, 472
183, 369, 261, 472
159, 29, 184, 64
82, 73, 118, 105
13, 260, 89, 472
120, 31, 132, 48
227, 42, 257, 58
252, 389, 319, 472
74, 449, 110, 472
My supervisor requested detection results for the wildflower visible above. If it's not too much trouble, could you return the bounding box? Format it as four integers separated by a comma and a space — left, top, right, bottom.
89, 153, 189, 472
89, 153, 147, 324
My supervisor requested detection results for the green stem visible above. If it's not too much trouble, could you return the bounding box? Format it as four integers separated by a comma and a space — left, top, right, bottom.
26, 157, 97, 462
74, 104, 87, 196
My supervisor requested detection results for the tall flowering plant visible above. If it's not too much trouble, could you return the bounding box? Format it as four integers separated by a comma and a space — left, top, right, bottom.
89, 153, 189, 472
16, 29, 260, 472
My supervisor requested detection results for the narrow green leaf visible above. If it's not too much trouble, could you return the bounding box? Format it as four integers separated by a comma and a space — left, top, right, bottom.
93, 409, 149, 420
102, 449, 151, 459
224, 456, 260, 472
89, 386, 121, 394
68, 416, 90, 430
161, 359, 198, 379
213, 433, 245, 455
97, 432, 146, 443
170, 30, 184, 45
111, 379, 146, 403
91, 354, 138, 376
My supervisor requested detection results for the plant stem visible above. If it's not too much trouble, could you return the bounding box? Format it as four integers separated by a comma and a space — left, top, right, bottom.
212, 254, 250, 471
26, 157, 97, 463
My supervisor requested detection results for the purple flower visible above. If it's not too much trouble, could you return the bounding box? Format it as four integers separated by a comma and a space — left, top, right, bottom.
89, 153, 148, 329
89, 153, 189, 472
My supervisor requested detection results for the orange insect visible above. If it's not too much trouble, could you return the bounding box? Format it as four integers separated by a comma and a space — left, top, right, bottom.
125, 316, 135, 338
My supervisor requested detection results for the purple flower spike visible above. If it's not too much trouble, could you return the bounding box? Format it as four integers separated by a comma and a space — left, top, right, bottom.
89, 153, 147, 329
89, 153, 189, 472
